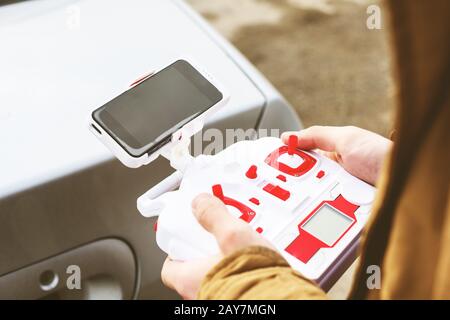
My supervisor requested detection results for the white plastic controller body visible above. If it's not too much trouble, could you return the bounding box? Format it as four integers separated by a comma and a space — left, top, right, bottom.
137, 137, 375, 287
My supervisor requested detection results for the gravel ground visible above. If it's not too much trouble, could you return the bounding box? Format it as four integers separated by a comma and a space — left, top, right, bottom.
188, 0, 394, 136
187, 0, 394, 299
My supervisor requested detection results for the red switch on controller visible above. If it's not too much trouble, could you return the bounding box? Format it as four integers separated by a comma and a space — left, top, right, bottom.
212, 184, 224, 200
263, 183, 291, 201
288, 135, 298, 155
246, 165, 258, 179
211, 184, 257, 223
316, 170, 325, 179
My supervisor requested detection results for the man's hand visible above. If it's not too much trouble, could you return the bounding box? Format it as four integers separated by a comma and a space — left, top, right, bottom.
282, 126, 392, 185
161, 193, 273, 300
161, 126, 391, 299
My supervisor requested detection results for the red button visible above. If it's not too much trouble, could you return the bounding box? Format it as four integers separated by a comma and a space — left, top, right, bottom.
256, 227, 263, 234
316, 170, 325, 179
246, 165, 258, 179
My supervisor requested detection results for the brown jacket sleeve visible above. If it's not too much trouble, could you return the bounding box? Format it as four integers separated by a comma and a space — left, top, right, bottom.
198, 246, 327, 300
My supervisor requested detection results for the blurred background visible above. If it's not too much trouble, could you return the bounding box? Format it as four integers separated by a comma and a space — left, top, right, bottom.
188, 0, 394, 136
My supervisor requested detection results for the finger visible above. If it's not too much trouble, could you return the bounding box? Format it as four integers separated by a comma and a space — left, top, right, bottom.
192, 193, 257, 254
161, 255, 223, 300
315, 149, 341, 163
192, 193, 235, 236
281, 126, 340, 151
161, 257, 180, 291
192, 193, 247, 237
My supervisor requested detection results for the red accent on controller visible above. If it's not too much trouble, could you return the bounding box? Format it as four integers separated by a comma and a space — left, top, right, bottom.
153, 221, 158, 232
285, 195, 359, 263
256, 227, 263, 234
276, 174, 287, 182
249, 197, 260, 205
246, 165, 258, 179
212, 184, 224, 200
316, 170, 325, 179
263, 183, 290, 201
265, 146, 317, 177
288, 135, 298, 155
212, 185, 256, 223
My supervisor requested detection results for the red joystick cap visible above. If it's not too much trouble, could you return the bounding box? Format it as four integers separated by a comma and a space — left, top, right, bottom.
288, 135, 298, 155
212, 184, 224, 200
246, 165, 258, 179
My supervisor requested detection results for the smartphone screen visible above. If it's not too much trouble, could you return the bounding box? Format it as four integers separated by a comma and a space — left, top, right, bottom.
92, 60, 223, 157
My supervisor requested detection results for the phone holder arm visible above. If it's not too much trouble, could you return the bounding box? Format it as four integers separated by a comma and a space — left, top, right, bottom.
160, 135, 193, 173
137, 135, 193, 217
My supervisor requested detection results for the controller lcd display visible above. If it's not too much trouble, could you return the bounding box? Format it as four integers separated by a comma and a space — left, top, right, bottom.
302, 204, 353, 246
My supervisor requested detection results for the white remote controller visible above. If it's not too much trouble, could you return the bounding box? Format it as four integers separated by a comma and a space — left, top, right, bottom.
137, 136, 375, 289
86, 59, 374, 289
